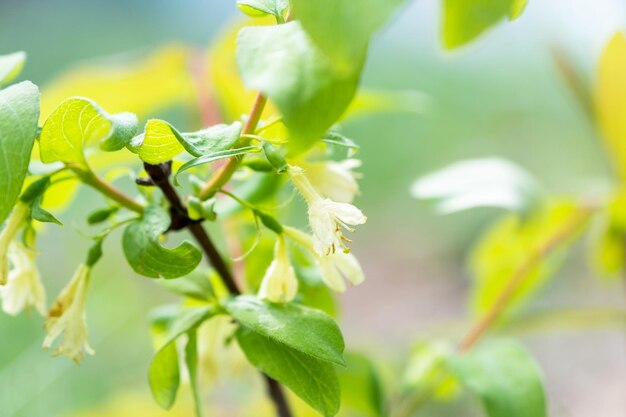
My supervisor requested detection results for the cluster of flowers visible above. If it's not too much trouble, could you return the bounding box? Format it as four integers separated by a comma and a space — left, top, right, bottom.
0, 156, 367, 363
258, 159, 367, 302
0, 202, 94, 363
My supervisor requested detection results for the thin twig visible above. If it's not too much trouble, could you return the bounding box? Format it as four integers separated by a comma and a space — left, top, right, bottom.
457, 206, 594, 351
143, 161, 293, 417
198, 93, 267, 200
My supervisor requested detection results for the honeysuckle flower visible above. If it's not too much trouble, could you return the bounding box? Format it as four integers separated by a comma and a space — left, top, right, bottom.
283, 226, 365, 292
258, 235, 298, 302
318, 251, 365, 293
288, 166, 367, 255
0, 242, 46, 316
0, 203, 29, 285
43, 263, 94, 363
300, 159, 362, 203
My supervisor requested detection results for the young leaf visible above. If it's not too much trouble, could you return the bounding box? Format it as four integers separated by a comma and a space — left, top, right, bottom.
149, 306, 215, 410
123, 205, 202, 279
338, 353, 385, 417
225, 295, 345, 365
0, 51, 26, 85
237, 21, 360, 153
129, 119, 243, 164
19, 176, 62, 225
596, 32, 626, 180
411, 158, 540, 214
185, 330, 203, 417
469, 200, 588, 317
39, 97, 138, 164
237, 0, 289, 20
448, 340, 546, 417
174, 146, 260, 184
149, 339, 180, 410
41, 46, 196, 119
442, 0, 528, 49
0, 81, 40, 224
236, 326, 341, 416
291, 0, 404, 74
86, 206, 119, 225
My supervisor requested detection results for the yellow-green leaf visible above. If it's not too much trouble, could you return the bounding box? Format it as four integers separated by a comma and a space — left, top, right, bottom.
0, 51, 26, 86
469, 200, 588, 317
596, 32, 626, 180
129, 119, 242, 164
41, 45, 196, 119
39, 97, 138, 164
442, 0, 528, 50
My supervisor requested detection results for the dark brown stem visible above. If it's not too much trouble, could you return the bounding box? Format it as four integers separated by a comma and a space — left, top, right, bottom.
264, 375, 292, 417
143, 162, 292, 417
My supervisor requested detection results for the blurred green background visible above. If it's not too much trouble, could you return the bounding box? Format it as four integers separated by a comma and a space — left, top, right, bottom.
1, 0, 625, 416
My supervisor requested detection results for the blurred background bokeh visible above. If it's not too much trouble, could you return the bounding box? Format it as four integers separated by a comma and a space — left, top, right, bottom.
1, 0, 625, 416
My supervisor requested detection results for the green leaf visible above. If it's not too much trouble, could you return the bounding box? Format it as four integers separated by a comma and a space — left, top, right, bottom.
291, 0, 404, 74
184, 330, 204, 417
442, 0, 529, 49
469, 200, 588, 317
0, 51, 26, 86
237, 21, 360, 153
0, 81, 40, 224
20, 176, 62, 225
86, 206, 119, 225
129, 119, 243, 164
123, 205, 202, 279
39, 97, 138, 164
149, 339, 180, 410
174, 145, 260, 184
338, 353, 385, 417
225, 295, 345, 365
448, 340, 546, 417
403, 340, 460, 400
157, 270, 215, 301
237, 0, 289, 20
262, 142, 288, 173
149, 306, 215, 410
236, 326, 340, 416
411, 158, 540, 214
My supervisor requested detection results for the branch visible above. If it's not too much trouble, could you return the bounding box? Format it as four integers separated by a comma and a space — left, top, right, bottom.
198, 93, 267, 200
70, 164, 144, 213
457, 206, 594, 351
143, 161, 293, 417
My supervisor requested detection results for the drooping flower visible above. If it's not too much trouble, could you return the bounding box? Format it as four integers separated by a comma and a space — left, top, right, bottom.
258, 235, 298, 302
288, 166, 367, 255
283, 226, 365, 293
0, 203, 29, 285
43, 264, 94, 363
0, 242, 46, 316
318, 251, 365, 293
300, 159, 362, 203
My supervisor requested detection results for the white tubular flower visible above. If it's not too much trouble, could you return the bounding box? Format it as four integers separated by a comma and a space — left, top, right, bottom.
0, 203, 29, 285
300, 159, 362, 203
43, 264, 94, 363
258, 235, 298, 302
283, 226, 365, 293
318, 251, 365, 293
288, 166, 367, 256
0, 242, 46, 316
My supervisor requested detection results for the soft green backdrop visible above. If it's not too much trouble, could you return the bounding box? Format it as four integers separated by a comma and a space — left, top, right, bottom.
1, 1, 624, 416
